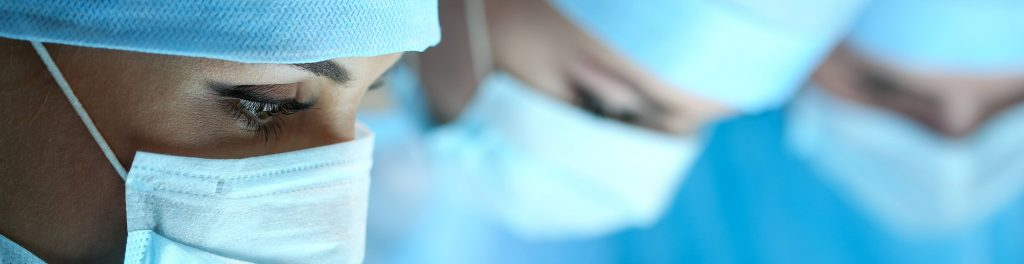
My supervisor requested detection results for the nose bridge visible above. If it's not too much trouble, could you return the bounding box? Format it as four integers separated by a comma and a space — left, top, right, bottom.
308, 81, 364, 145
284, 99, 358, 149
939, 90, 986, 138
316, 109, 358, 144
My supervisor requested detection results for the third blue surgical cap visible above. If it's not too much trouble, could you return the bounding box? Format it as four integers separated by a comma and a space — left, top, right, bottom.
849, 0, 1024, 73
548, 0, 867, 112
0, 0, 440, 63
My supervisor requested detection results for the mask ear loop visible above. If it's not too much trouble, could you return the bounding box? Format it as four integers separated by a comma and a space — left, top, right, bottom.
464, 0, 493, 81
31, 41, 128, 180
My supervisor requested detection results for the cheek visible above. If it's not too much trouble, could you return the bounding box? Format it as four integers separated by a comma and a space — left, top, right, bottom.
118, 83, 248, 158
63, 60, 266, 158
54, 49, 219, 161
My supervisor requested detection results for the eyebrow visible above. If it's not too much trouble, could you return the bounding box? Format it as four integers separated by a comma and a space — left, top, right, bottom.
290, 61, 351, 84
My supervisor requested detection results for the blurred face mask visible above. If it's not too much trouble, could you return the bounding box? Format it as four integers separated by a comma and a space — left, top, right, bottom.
425, 71, 700, 240
12, 43, 374, 263
788, 88, 1024, 237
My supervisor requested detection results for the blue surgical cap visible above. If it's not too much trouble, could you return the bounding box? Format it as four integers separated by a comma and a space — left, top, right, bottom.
0, 0, 440, 63
849, 0, 1024, 73
548, 0, 866, 112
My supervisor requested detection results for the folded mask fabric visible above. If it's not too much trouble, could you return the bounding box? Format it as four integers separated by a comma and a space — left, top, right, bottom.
0, 0, 440, 63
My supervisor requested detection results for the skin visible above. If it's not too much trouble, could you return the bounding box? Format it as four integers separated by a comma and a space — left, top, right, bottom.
0, 38, 399, 262
813, 45, 1024, 138
419, 0, 732, 134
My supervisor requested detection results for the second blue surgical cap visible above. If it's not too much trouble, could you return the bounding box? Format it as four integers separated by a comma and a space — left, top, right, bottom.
548, 0, 867, 112
849, 0, 1024, 73
0, 0, 440, 63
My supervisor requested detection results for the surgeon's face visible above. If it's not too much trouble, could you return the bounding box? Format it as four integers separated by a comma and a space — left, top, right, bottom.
0, 39, 398, 262
814, 44, 1024, 138
26, 42, 398, 162
483, 0, 730, 134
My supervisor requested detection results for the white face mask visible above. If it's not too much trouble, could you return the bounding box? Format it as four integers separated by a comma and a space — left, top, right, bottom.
425, 71, 700, 240
788, 87, 1024, 237
4, 42, 374, 263
123, 130, 373, 263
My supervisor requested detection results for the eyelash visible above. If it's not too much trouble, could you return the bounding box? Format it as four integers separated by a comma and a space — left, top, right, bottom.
230, 98, 313, 142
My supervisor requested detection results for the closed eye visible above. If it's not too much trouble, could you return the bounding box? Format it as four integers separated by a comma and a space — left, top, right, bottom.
209, 82, 316, 142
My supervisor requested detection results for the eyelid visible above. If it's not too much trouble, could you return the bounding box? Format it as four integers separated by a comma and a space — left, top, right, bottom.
237, 98, 315, 117
229, 97, 315, 143
212, 83, 298, 103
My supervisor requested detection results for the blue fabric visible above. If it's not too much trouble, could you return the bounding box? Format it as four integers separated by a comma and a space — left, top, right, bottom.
378, 107, 1024, 263
611, 107, 1024, 263
848, 0, 1024, 72
546, 0, 866, 112
0, 0, 440, 63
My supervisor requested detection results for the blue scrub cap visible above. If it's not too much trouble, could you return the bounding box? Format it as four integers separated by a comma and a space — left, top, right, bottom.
548, 0, 866, 112
0, 0, 440, 63
849, 0, 1024, 73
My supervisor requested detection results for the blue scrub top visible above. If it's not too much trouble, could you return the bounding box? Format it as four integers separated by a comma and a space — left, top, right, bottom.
369, 100, 1024, 264
613, 107, 1024, 263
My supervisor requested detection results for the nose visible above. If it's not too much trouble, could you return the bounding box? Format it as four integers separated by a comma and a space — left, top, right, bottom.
272, 94, 362, 152
311, 109, 360, 145
935, 96, 987, 138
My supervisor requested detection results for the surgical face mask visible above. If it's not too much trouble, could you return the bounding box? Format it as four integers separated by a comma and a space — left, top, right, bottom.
10, 42, 375, 263
123, 130, 373, 263
788, 87, 1024, 237
425, 71, 701, 240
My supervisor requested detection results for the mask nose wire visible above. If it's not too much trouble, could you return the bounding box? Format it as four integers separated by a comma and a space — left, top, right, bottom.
31, 41, 128, 180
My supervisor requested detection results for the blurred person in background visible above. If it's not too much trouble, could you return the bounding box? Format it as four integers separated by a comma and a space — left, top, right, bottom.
362, 0, 865, 263
634, 0, 1024, 262
0, 0, 438, 263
